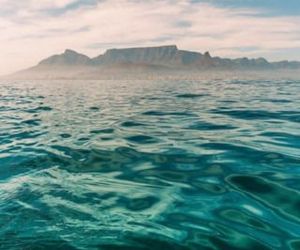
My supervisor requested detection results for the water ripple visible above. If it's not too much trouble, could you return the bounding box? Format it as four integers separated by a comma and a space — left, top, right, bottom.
0, 79, 299, 249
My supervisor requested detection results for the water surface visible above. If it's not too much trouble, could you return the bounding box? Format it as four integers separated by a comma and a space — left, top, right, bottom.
0, 79, 300, 249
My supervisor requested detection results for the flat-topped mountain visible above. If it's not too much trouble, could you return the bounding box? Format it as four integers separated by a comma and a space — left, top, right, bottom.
9, 45, 300, 79
93, 45, 179, 65
38, 45, 215, 68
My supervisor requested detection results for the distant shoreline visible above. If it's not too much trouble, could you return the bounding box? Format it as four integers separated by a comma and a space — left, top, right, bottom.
5, 45, 300, 80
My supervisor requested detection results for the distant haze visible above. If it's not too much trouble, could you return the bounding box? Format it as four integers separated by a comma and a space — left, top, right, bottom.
7, 45, 300, 80
1, 0, 300, 75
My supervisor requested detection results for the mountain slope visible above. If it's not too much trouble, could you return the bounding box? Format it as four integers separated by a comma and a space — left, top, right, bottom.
38, 49, 91, 66
8, 45, 300, 79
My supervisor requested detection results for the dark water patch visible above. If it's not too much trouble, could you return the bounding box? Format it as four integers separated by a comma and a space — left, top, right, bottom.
126, 135, 159, 144
220, 100, 236, 103
281, 111, 300, 123
21, 119, 42, 126
187, 121, 236, 131
118, 196, 159, 211
164, 213, 201, 226
60, 133, 72, 139
77, 137, 89, 142
264, 99, 291, 104
176, 93, 207, 98
227, 175, 300, 220
0, 106, 18, 112
289, 240, 300, 250
142, 110, 196, 117
143, 96, 166, 100
89, 106, 100, 111
100, 137, 113, 141
0, 138, 12, 145
90, 128, 114, 134
13, 131, 47, 140
25, 106, 52, 113
211, 109, 279, 120
211, 109, 300, 123
260, 131, 300, 147
121, 121, 145, 127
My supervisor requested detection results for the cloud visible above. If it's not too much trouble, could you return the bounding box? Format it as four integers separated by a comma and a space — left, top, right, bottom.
0, 0, 300, 75
39, 0, 100, 16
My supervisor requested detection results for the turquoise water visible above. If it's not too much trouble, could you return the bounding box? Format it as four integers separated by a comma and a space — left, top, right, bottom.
0, 79, 300, 249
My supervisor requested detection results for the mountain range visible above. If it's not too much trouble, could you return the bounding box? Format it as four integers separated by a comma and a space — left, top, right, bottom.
9, 45, 300, 79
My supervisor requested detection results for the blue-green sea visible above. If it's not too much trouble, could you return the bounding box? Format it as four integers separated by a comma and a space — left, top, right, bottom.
0, 79, 300, 250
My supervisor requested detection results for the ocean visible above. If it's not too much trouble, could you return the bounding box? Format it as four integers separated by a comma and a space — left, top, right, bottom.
0, 79, 300, 249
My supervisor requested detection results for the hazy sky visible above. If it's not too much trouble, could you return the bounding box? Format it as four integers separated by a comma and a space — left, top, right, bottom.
1, 0, 300, 75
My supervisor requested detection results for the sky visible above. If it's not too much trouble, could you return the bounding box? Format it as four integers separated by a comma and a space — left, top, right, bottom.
1, 0, 300, 75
